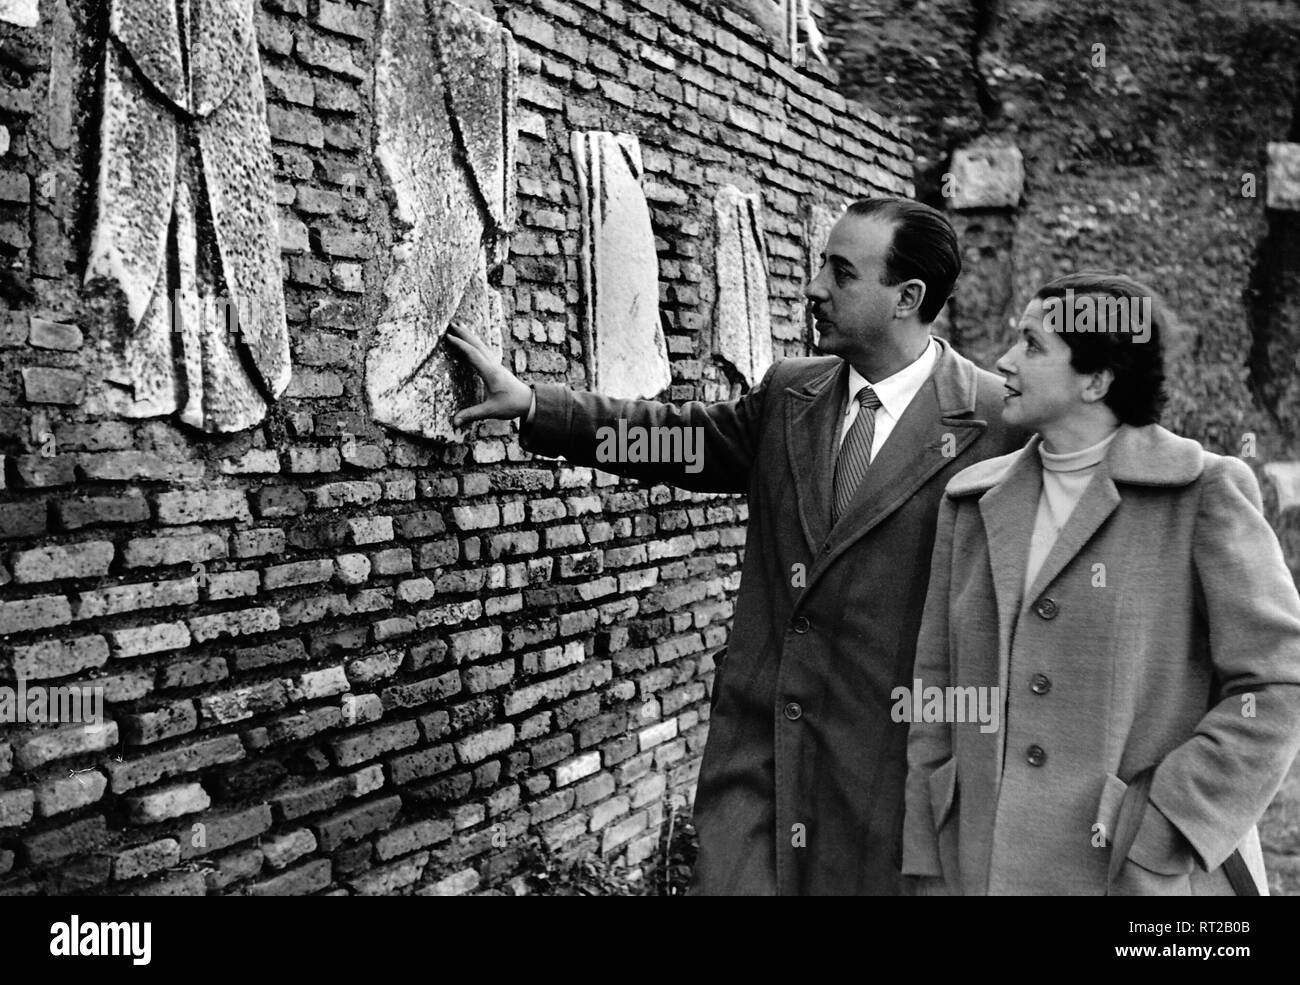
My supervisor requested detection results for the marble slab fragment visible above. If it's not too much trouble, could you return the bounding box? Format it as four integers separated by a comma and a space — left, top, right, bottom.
713, 185, 773, 388
85, 0, 289, 432
572, 131, 671, 400
367, 0, 516, 441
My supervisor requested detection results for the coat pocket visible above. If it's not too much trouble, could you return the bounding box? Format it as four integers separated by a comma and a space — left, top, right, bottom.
928, 758, 960, 889
1094, 772, 1128, 847
928, 758, 958, 830
1102, 770, 1194, 896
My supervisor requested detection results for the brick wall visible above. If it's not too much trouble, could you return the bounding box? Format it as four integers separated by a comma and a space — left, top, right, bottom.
0, 0, 910, 895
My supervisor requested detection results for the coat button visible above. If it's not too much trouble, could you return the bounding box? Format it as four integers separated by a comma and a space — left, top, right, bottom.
1030, 673, 1051, 695
784, 701, 803, 721
792, 616, 810, 634
1026, 744, 1047, 767
1033, 597, 1059, 620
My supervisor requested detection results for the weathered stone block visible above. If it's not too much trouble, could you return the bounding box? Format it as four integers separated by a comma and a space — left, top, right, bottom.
14, 723, 119, 771
126, 782, 211, 824
107, 621, 191, 657
311, 794, 402, 851
10, 540, 114, 583
572, 131, 671, 399
34, 770, 108, 816
1267, 143, 1300, 211
84, 2, 291, 432
21, 367, 84, 405
105, 734, 244, 793
947, 143, 1024, 210
713, 184, 773, 387
28, 317, 83, 351
155, 489, 251, 525
55, 493, 150, 529
367, 0, 516, 441
10, 635, 109, 679
113, 838, 180, 880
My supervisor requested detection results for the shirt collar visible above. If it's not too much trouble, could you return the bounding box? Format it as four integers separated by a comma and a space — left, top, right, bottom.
845, 336, 939, 419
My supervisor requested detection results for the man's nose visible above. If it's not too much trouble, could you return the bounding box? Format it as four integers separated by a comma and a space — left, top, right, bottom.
804, 274, 828, 302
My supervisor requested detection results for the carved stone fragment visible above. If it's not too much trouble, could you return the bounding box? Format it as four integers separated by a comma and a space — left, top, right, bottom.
713, 185, 773, 388
806, 201, 844, 277
804, 200, 845, 353
717, 0, 827, 64
367, 0, 517, 441
572, 131, 671, 400
84, 0, 290, 432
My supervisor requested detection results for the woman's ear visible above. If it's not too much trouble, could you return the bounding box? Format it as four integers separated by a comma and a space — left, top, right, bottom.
1082, 367, 1115, 404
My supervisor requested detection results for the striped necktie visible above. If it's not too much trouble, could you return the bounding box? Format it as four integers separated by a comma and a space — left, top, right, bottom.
832, 385, 883, 523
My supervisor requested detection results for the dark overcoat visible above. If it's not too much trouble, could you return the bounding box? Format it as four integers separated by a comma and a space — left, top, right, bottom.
524, 338, 1025, 894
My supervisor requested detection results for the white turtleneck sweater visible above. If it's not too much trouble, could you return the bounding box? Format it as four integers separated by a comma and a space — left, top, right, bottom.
1025, 429, 1120, 593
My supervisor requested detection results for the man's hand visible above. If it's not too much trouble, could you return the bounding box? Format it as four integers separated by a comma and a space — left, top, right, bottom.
445, 323, 533, 427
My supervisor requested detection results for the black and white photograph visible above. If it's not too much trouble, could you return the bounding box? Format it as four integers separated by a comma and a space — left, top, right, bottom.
0, 0, 1296, 963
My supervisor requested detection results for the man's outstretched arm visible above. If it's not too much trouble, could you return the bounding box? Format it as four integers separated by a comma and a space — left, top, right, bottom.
447, 323, 772, 494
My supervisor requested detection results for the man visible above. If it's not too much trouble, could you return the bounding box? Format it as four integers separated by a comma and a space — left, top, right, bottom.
449, 197, 1027, 894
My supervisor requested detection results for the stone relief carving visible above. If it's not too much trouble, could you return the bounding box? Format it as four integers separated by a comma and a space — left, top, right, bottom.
368, 0, 517, 441
806, 200, 845, 278
719, 0, 827, 64
805, 199, 845, 353
571, 131, 671, 400
713, 185, 773, 387
84, 0, 290, 433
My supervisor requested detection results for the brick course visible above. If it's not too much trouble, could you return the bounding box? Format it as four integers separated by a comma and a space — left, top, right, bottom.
0, 0, 911, 895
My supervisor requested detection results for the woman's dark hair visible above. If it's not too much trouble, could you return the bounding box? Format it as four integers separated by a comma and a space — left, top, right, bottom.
845, 197, 960, 324
1033, 272, 1168, 426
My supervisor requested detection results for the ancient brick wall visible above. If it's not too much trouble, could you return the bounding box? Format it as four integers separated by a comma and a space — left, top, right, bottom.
0, 0, 909, 895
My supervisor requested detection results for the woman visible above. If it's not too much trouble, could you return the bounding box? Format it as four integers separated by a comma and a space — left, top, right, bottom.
901, 273, 1300, 895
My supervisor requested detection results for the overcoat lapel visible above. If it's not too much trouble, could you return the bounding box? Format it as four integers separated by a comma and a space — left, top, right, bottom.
826, 371, 974, 551
783, 360, 847, 555
823, 341, 984, 558
1023, 467, 1122, 605
975, 443, 1039, 718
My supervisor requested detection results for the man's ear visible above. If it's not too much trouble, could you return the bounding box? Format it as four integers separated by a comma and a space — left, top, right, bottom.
896, 280, 926, 319
1082, 367, 1115, 404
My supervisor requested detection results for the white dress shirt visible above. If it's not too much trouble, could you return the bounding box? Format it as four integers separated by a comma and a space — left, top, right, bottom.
839, 336, 939, 459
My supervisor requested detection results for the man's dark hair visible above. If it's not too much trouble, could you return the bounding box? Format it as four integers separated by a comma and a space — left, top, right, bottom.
1033, 272, 1168, 426
845, 197, 961, 324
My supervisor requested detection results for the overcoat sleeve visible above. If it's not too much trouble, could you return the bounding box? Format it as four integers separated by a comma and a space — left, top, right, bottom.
1137, 456, 1300, 873
901, 490, 960, 883
519, 360, 781, 494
